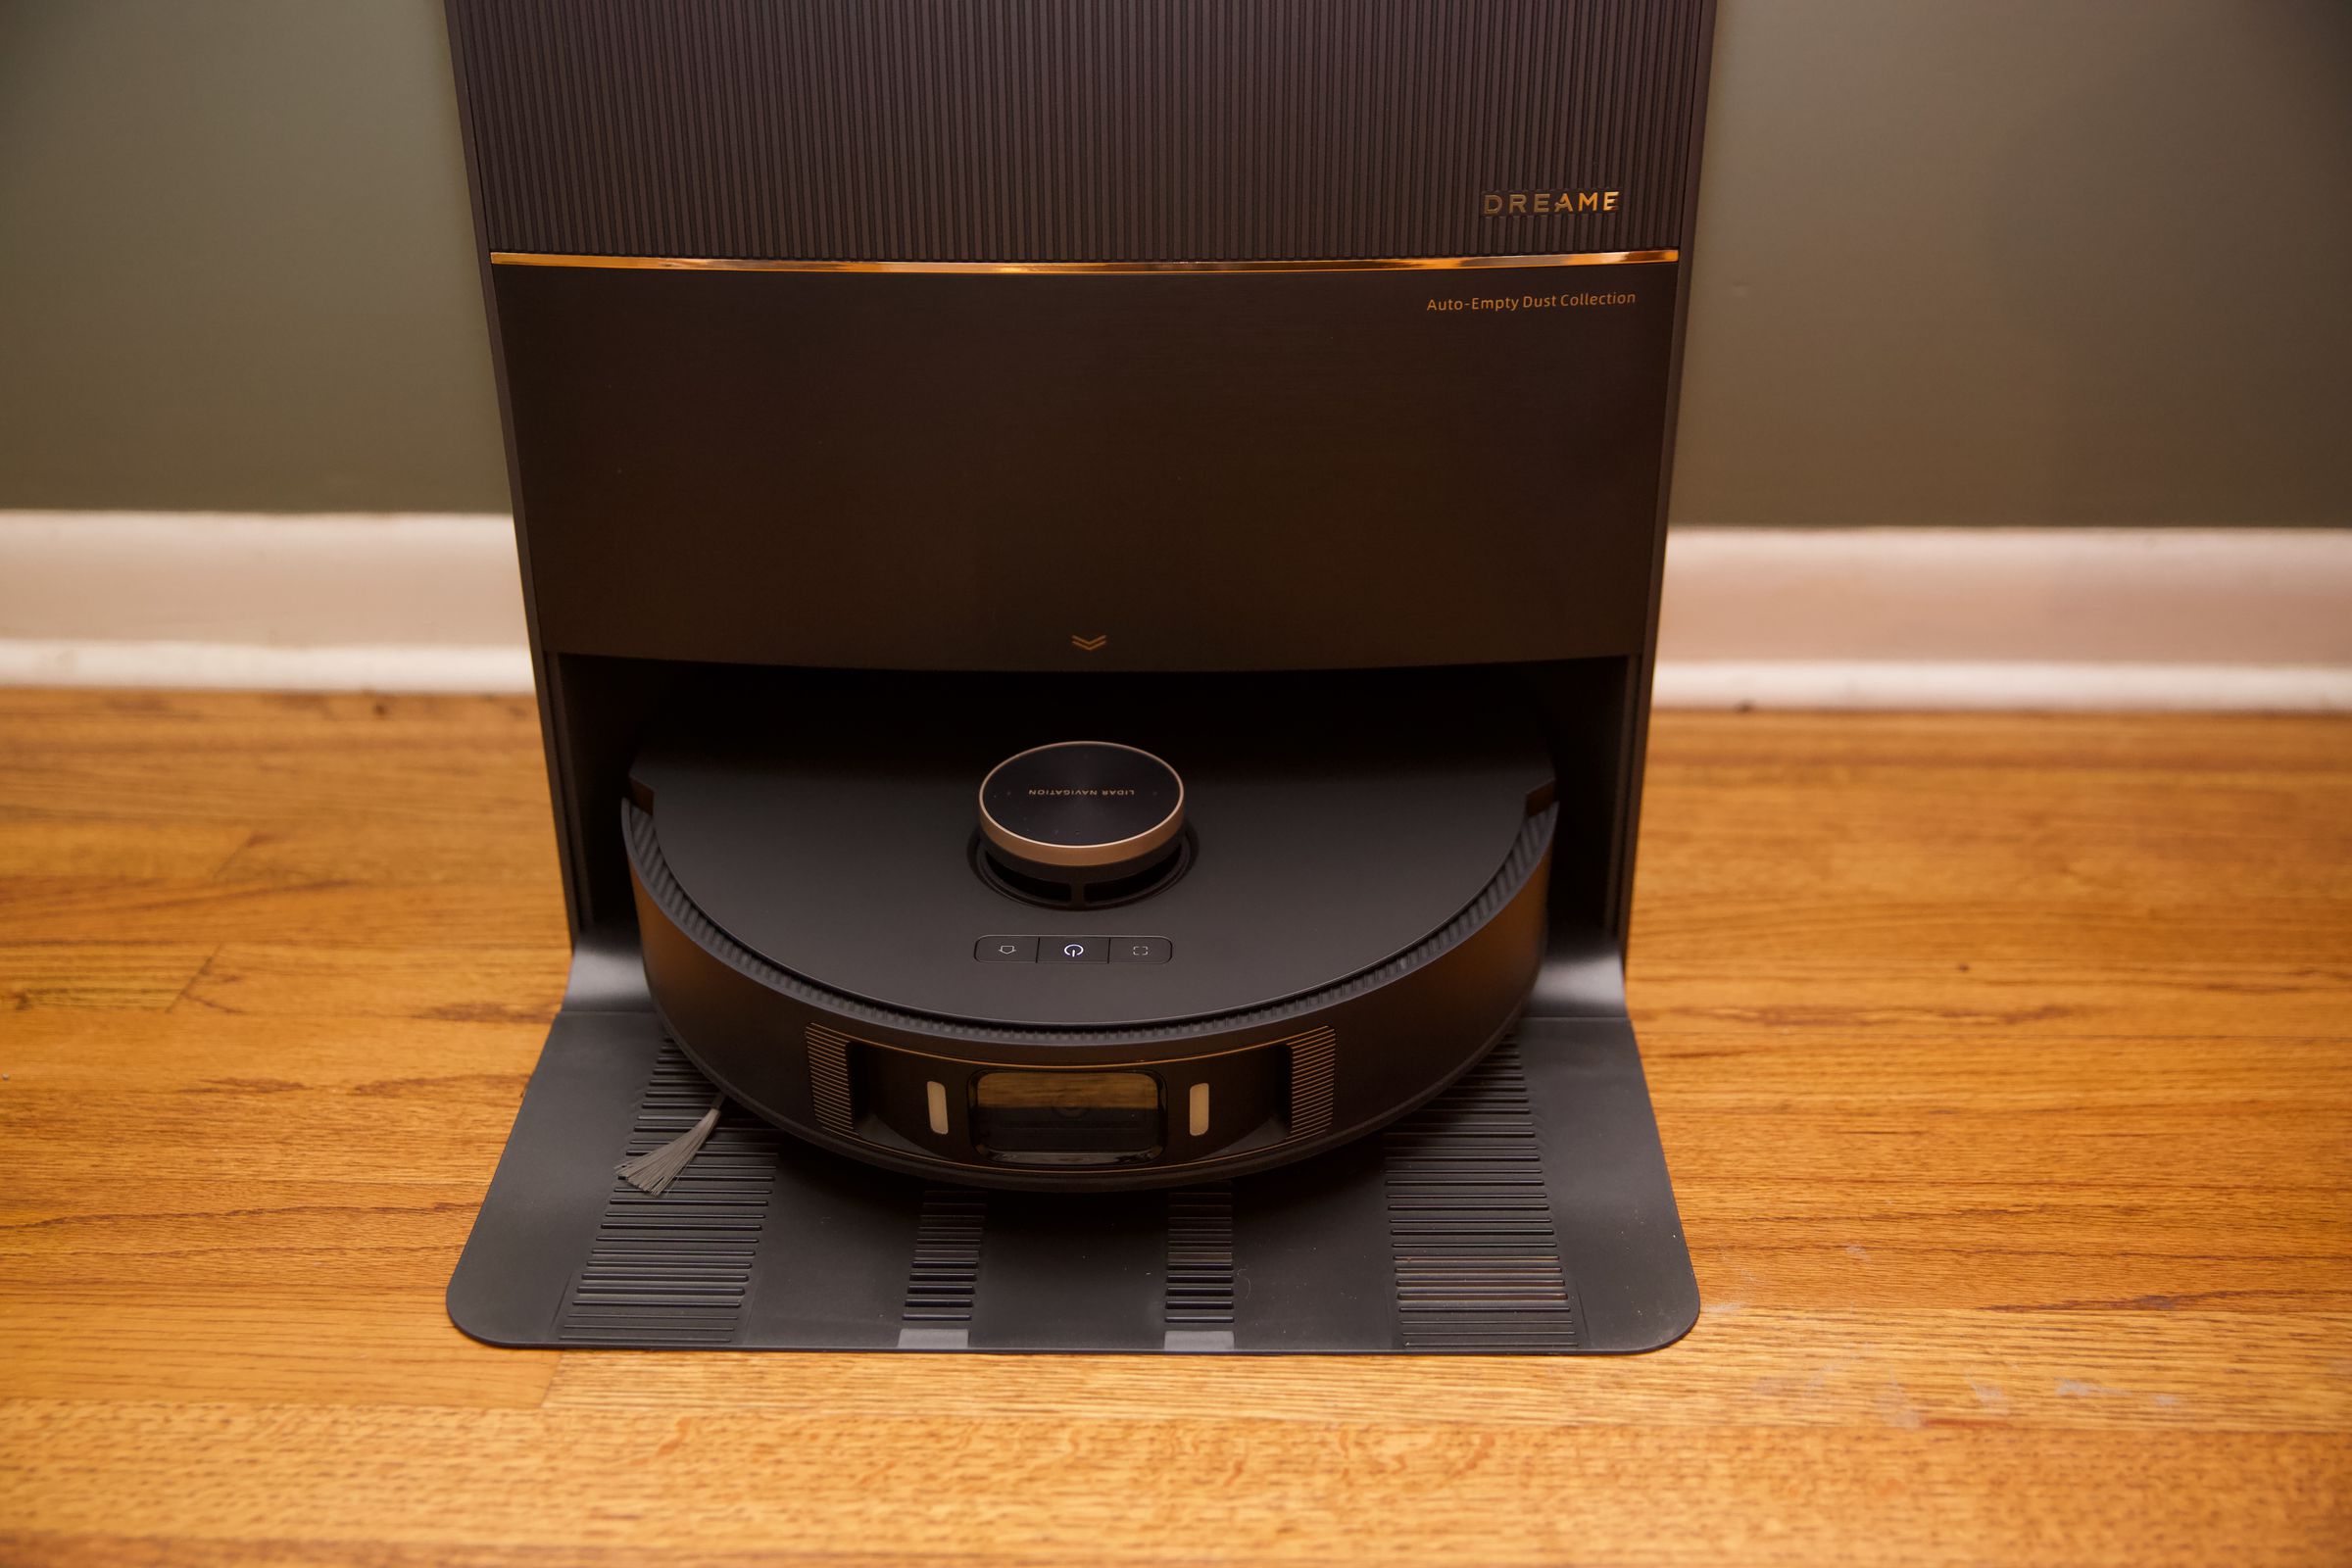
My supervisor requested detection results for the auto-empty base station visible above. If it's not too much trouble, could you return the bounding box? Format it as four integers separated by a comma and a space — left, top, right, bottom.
449, 1007, 1698, 1354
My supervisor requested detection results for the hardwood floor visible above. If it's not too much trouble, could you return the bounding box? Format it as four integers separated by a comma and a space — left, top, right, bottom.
0, 691, 2346, 1565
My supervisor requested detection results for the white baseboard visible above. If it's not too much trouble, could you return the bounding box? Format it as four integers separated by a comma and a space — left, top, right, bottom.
1654, 526, 2352, 710
1, 513, 2346, 709
0, 638, 534, 694
1651, 660, 2352, 711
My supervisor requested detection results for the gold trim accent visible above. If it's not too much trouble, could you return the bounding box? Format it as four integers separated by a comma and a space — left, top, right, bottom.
488, 248, 1678, 274
978, 740, 1186, 871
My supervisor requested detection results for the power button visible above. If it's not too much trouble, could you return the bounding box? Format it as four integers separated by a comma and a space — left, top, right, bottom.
1041, 936, 1108, 963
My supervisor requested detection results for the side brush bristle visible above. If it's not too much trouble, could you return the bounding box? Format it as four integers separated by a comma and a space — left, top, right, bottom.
615, 1097, 723, 1196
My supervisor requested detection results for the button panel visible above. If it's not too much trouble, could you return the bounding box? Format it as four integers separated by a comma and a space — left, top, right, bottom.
975, 936, 1172, 964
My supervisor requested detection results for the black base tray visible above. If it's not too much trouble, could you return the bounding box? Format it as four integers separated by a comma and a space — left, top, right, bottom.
449, 1006, 1698, 1353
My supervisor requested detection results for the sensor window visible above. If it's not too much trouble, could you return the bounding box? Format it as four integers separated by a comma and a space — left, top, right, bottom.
970, 1070, 1163, 1163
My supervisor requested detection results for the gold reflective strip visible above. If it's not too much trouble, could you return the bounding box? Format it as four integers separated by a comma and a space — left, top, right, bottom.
488, 248, 1677, 274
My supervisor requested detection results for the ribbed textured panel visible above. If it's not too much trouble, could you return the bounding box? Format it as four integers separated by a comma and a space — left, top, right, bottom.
902, 1189, 987, 1323
450, 0, 1707, 262
1164, 1183, 1237, 1331
1382, 1041, 1582, 1349
557, 1043, 783, 1346
1285, 1026, 1338, 1138
803, 1023, 857, 1135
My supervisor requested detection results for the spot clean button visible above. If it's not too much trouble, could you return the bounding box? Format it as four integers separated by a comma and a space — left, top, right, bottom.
1109, 937, 1173, 964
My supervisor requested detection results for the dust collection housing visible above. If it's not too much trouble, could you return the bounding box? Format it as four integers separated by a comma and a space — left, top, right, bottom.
443, 0, 1715, 1225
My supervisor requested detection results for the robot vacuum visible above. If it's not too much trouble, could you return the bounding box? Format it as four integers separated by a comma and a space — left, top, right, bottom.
626, 682, 1557, 1189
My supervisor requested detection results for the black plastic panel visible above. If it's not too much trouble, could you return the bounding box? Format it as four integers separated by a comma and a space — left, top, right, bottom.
449, 1006, 1698, 1353
496, 261, 1678, 670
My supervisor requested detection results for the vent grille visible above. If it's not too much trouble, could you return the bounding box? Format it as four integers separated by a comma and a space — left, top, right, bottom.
1382, 1041, 1581, 1350
1286, 1027, 1338, 1139
450, 0, 1709, 263
556, 1042, 783, 1346
899, 1188, 987, 1346
804, 1023, 857, 1135
1164, 1183, 1237, 1347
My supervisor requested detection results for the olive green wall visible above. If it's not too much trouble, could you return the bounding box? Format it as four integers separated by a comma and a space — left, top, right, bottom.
0, 1, 505, 513
2, 0, 2347, 524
